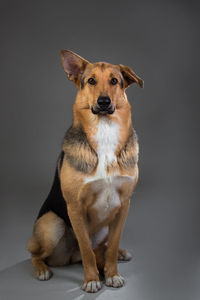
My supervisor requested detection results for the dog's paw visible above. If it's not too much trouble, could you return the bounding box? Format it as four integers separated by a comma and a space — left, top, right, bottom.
82, 280, 101, 293
35, 267, 52, 281
118, 249, 132, 261
105, 275, 125, 288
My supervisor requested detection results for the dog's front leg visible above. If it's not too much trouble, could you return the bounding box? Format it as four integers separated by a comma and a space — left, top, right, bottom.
67, 203, 101, 293
104, 198, 130, 288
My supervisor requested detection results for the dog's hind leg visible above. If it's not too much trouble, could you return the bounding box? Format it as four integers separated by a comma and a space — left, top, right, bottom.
118, 248, 132, 261
27, 211, 75, 280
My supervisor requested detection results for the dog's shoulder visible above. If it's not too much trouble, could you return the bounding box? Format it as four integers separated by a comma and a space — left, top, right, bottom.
117, 127, 139, 170
62, 125, 98, 174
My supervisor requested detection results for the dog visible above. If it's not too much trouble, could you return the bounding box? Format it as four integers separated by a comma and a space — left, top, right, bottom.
27, 50, 143, 293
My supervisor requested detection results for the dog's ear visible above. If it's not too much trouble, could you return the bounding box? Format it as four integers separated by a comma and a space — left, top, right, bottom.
119, 64, 144, 88
60, 50, 89, 85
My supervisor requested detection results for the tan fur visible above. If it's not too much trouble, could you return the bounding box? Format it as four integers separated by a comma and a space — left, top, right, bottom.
28, 50, 143, 292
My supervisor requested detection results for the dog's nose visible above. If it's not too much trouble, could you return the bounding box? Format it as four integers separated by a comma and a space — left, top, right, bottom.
97, 96, 111, 108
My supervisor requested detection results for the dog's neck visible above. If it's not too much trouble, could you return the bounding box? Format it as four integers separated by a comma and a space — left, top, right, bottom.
72, 104, 133, 155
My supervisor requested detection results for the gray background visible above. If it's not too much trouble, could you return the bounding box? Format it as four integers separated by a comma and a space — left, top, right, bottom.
0, 0, 199, 299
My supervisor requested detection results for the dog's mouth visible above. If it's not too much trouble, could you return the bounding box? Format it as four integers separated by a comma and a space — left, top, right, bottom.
91, 105, 115, 115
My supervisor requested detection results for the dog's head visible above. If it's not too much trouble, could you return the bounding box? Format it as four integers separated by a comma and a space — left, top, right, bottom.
60, 50, 143, 116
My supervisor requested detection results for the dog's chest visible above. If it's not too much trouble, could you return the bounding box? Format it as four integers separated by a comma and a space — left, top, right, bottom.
85, 118, 123, 222
94, 118, 119, 178
92, 178, 122, 222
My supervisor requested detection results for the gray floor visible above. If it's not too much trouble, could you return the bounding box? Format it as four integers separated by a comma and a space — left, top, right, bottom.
0, 187, 199, 300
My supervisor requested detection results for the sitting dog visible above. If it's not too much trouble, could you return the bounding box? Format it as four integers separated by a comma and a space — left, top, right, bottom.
27, 50, 143, 293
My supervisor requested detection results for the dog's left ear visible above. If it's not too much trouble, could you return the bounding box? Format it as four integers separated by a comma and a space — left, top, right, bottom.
60, 50, 89, 85
119, 64, 144, 88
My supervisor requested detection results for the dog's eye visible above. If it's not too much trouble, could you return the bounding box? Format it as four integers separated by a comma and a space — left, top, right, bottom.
110, 78, 118, 85
88, 78, 96, 85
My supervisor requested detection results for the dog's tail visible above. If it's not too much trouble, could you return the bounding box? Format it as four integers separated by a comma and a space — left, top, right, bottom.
36, 151, 72, 227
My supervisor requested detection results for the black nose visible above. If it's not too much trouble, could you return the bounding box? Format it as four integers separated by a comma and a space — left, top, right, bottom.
97, 96, 111, 109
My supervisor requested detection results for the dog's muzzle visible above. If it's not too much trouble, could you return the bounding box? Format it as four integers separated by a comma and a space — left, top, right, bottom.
91, 96, 115, 115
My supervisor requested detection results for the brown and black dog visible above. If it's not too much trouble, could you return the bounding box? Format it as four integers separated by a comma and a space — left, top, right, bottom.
27, 50, 143, 293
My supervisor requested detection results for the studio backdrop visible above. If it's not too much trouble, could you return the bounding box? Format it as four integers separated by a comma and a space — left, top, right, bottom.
0, 1, 199, 300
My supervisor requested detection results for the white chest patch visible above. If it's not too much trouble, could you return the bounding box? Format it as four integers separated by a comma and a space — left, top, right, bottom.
92, 178, 121, 222
85, 118, 119, 183
84, 118, 134, 222
90, 176, 134, 222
